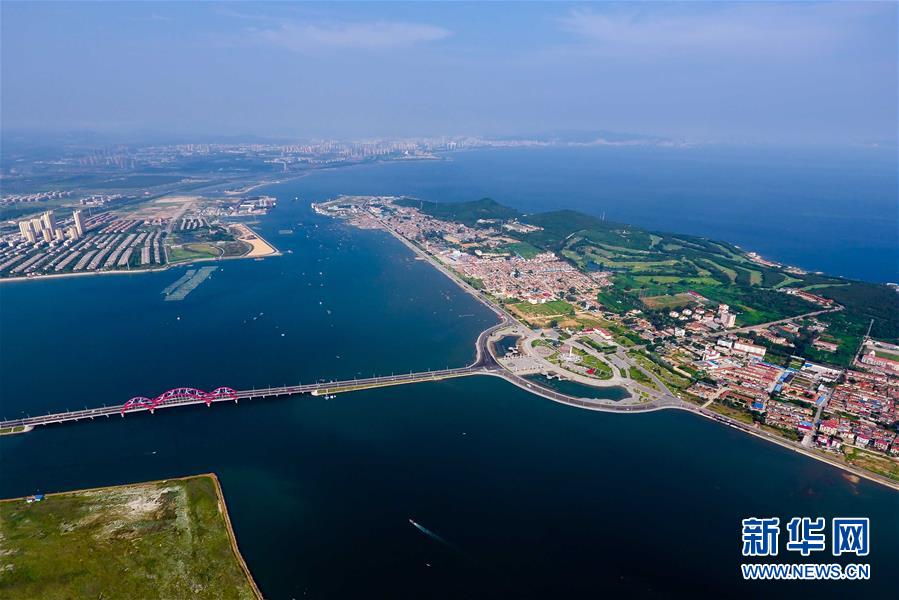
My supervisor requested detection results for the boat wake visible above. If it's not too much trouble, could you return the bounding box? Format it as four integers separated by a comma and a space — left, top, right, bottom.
409, 518, 457, 550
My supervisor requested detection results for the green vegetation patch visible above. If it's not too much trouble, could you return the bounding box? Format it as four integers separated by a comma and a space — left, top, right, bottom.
168, 243, 222, 263
0, 475, 258, 600
628, 366, 658, 390
641, 293, 695, 309
424, 199, 898, 360
875, 350, 899, 362
394, 197, 520, 227
843, 447, 899, 482
501, 241, 542, 259
574, 350, 614, 379
709, 402, 754, 425
509, 299, 576, 317
629, 350, 691, 391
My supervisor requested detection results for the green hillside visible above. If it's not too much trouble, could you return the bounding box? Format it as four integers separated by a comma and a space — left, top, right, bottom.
406, 198, 899, 361
395, 197, 521, 226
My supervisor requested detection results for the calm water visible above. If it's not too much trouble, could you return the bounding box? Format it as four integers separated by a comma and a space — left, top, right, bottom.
1, 151, 898, 597
524, 373, 630, 401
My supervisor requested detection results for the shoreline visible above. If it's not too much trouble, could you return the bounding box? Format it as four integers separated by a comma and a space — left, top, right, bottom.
0, 223, 280, 284
230, 222, 279, 258
366, 210, 899, 493
490, 369, 899, 491
209, 472, 264, 600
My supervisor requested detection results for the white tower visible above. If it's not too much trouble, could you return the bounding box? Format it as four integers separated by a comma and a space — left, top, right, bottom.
73, 209, 85, 237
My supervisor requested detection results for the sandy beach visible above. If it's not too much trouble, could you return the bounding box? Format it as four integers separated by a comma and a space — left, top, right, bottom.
230, 223, 279, 257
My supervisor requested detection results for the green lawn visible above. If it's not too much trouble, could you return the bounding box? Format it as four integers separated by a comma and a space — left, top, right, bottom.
628, 366, 658, 390
0, 474, 258, 600
510, 299, 575, 317
502, 241, 542, 259
167, 243, 222, 264
576, 350, 614, 379
709, 402, 755, 425
629, 351, 691, 391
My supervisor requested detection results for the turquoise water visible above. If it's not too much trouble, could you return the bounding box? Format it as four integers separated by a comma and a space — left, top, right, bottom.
1, 151, 898, 597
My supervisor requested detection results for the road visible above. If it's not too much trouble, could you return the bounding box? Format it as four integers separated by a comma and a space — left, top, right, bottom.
0, 367, 486, 431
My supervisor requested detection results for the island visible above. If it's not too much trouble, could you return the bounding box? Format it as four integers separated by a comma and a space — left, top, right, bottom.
0, 474, 261, 599
313, 195, 899, 485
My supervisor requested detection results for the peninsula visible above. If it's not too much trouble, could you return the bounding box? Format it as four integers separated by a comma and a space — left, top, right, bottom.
0, 194, 279, 281
313, 195, 899, 487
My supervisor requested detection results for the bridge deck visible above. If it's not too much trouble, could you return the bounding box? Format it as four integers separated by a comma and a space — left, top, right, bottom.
0, 367, 483, 431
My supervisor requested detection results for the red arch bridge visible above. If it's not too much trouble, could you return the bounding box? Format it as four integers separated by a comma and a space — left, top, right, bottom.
121, 387, 238, 414
0, 366, 488, 431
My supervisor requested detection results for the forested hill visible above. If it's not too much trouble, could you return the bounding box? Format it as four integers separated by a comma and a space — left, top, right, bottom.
394, 197, 520, 227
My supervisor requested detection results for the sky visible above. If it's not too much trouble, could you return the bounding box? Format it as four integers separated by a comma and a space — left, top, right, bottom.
1, 1, 896, 144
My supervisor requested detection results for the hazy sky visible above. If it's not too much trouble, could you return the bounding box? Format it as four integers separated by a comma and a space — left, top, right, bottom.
2, 2, 896, 144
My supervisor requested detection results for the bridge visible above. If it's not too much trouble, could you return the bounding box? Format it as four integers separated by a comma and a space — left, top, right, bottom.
0, 366, 489, 432
0, 253, 683, 434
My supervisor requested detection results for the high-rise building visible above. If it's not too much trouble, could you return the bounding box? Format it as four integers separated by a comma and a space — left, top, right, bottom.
42, 228, 53, 243
40, 210, 55, 231
73, 209, 84, 237
18, 220, 36, 243
30, 217, 43, 234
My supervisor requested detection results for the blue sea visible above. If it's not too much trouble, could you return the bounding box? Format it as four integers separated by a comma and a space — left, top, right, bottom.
1, 147, 897, 598
302, 145, 897, 282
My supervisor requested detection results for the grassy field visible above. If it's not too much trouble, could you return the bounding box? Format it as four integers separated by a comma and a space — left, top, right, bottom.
0, 474, 260, 600
168, 243, 222, 263
709, 402, 755, 425
628, 367, 658, 390
575, 349, 614, 379
508, 299, 575, 317
843, 447, 899, 481
642, 293, 695, 309
629, 350, 692, 391
501, 241, 542, 259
